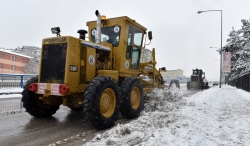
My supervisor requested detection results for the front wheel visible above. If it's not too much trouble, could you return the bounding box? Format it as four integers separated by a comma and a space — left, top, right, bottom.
82, 76, 121, 130
120, 77, 144, 119
21, 76, 59, 118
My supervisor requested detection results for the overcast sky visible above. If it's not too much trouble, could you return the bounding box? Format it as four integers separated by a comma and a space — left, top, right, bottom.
0, 0, 249, 80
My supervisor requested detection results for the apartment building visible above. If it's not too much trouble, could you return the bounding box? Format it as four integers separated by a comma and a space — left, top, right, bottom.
0, 49, 31, 74
13, 46, 41, 59
162, 69, 184, 77
161, 69, 188, 83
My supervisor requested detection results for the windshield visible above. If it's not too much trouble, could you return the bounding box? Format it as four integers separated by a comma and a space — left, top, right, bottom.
91, 26, 121, 47
193, 70, 201, 75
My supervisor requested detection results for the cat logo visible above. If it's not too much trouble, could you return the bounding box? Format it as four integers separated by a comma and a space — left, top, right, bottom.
69, 65, 78, 72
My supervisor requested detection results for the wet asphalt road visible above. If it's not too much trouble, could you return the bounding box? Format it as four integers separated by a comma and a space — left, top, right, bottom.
0, 106, 98, 146
0, 85, 202, 146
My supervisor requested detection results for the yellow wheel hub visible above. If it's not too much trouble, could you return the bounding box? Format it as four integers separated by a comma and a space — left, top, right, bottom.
130, 86, 140, 110
100, 88, 116, 118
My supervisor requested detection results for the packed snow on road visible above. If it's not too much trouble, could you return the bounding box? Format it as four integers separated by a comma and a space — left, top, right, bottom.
84, 85, 250, 146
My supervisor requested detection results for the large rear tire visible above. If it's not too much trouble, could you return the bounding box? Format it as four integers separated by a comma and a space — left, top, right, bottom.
205, 82, 209, 89
21, 76, 60, 118
70, 107, 83, 112
120, 77, 143, 119
201, 82, 205, 89
82, 76, 121, 130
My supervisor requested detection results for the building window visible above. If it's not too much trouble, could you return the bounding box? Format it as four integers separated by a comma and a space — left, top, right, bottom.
11, 56, 16, 61
33, 50, 41, 55
0, 63, 4, 68
21, 58, 26, 63
10, 65, 16, 70
0, 53, 5, 59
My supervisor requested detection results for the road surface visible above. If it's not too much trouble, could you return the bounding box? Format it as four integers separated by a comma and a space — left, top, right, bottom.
0, 84, 203, 145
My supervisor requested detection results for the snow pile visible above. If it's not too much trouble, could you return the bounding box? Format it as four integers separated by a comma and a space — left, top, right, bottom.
0, 87, 22, 94
148, 83, 182, 101
144, 84, 182, 112
84, 85, 250, 146
0, 87, 22, 98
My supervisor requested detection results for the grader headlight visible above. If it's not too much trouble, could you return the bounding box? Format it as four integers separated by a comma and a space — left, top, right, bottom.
51, 27, 61, 37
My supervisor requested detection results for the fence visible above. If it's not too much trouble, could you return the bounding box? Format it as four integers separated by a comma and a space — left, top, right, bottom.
0, 74, 35, 88
228, 73, 250, 92
0, 98, 23, 112
0, 74, 35, 112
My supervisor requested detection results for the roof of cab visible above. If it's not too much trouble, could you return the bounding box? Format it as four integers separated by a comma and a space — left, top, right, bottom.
86, 16, 147, 32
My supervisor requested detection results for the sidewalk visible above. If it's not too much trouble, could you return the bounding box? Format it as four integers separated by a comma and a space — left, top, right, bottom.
84, 85, 250, 146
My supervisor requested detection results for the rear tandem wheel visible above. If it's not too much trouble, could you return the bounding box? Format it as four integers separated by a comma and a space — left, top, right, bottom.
120, 77, 144, 119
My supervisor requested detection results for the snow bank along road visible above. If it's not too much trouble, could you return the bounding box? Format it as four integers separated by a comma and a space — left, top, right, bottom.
84, 85, 250, 145
2, 85, 248, 145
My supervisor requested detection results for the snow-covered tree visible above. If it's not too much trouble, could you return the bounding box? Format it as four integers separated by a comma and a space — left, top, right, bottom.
224, 19, 250, 80
23, 57, 39, 74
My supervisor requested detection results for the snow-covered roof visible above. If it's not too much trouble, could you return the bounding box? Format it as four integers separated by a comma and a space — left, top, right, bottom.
0, 49, 32, 58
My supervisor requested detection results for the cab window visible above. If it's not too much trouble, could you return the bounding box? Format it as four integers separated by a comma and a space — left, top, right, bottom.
131, 47, 140, 70
91, 26, 121, 47
126, 26, 133, 58
130, 28, 143, 70
133, 28, 143, 46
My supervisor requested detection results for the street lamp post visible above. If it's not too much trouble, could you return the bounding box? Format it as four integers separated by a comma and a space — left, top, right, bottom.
198, 10, 222, 88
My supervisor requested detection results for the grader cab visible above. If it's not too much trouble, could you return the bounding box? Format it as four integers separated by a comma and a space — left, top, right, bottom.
22, 10, 172, 130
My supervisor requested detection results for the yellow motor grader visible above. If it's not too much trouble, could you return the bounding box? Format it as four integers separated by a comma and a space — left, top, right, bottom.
22, 10, 178, 129
187, 68, 209, 90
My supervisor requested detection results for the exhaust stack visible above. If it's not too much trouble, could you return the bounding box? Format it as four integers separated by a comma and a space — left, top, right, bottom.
95, 10, 101, 44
